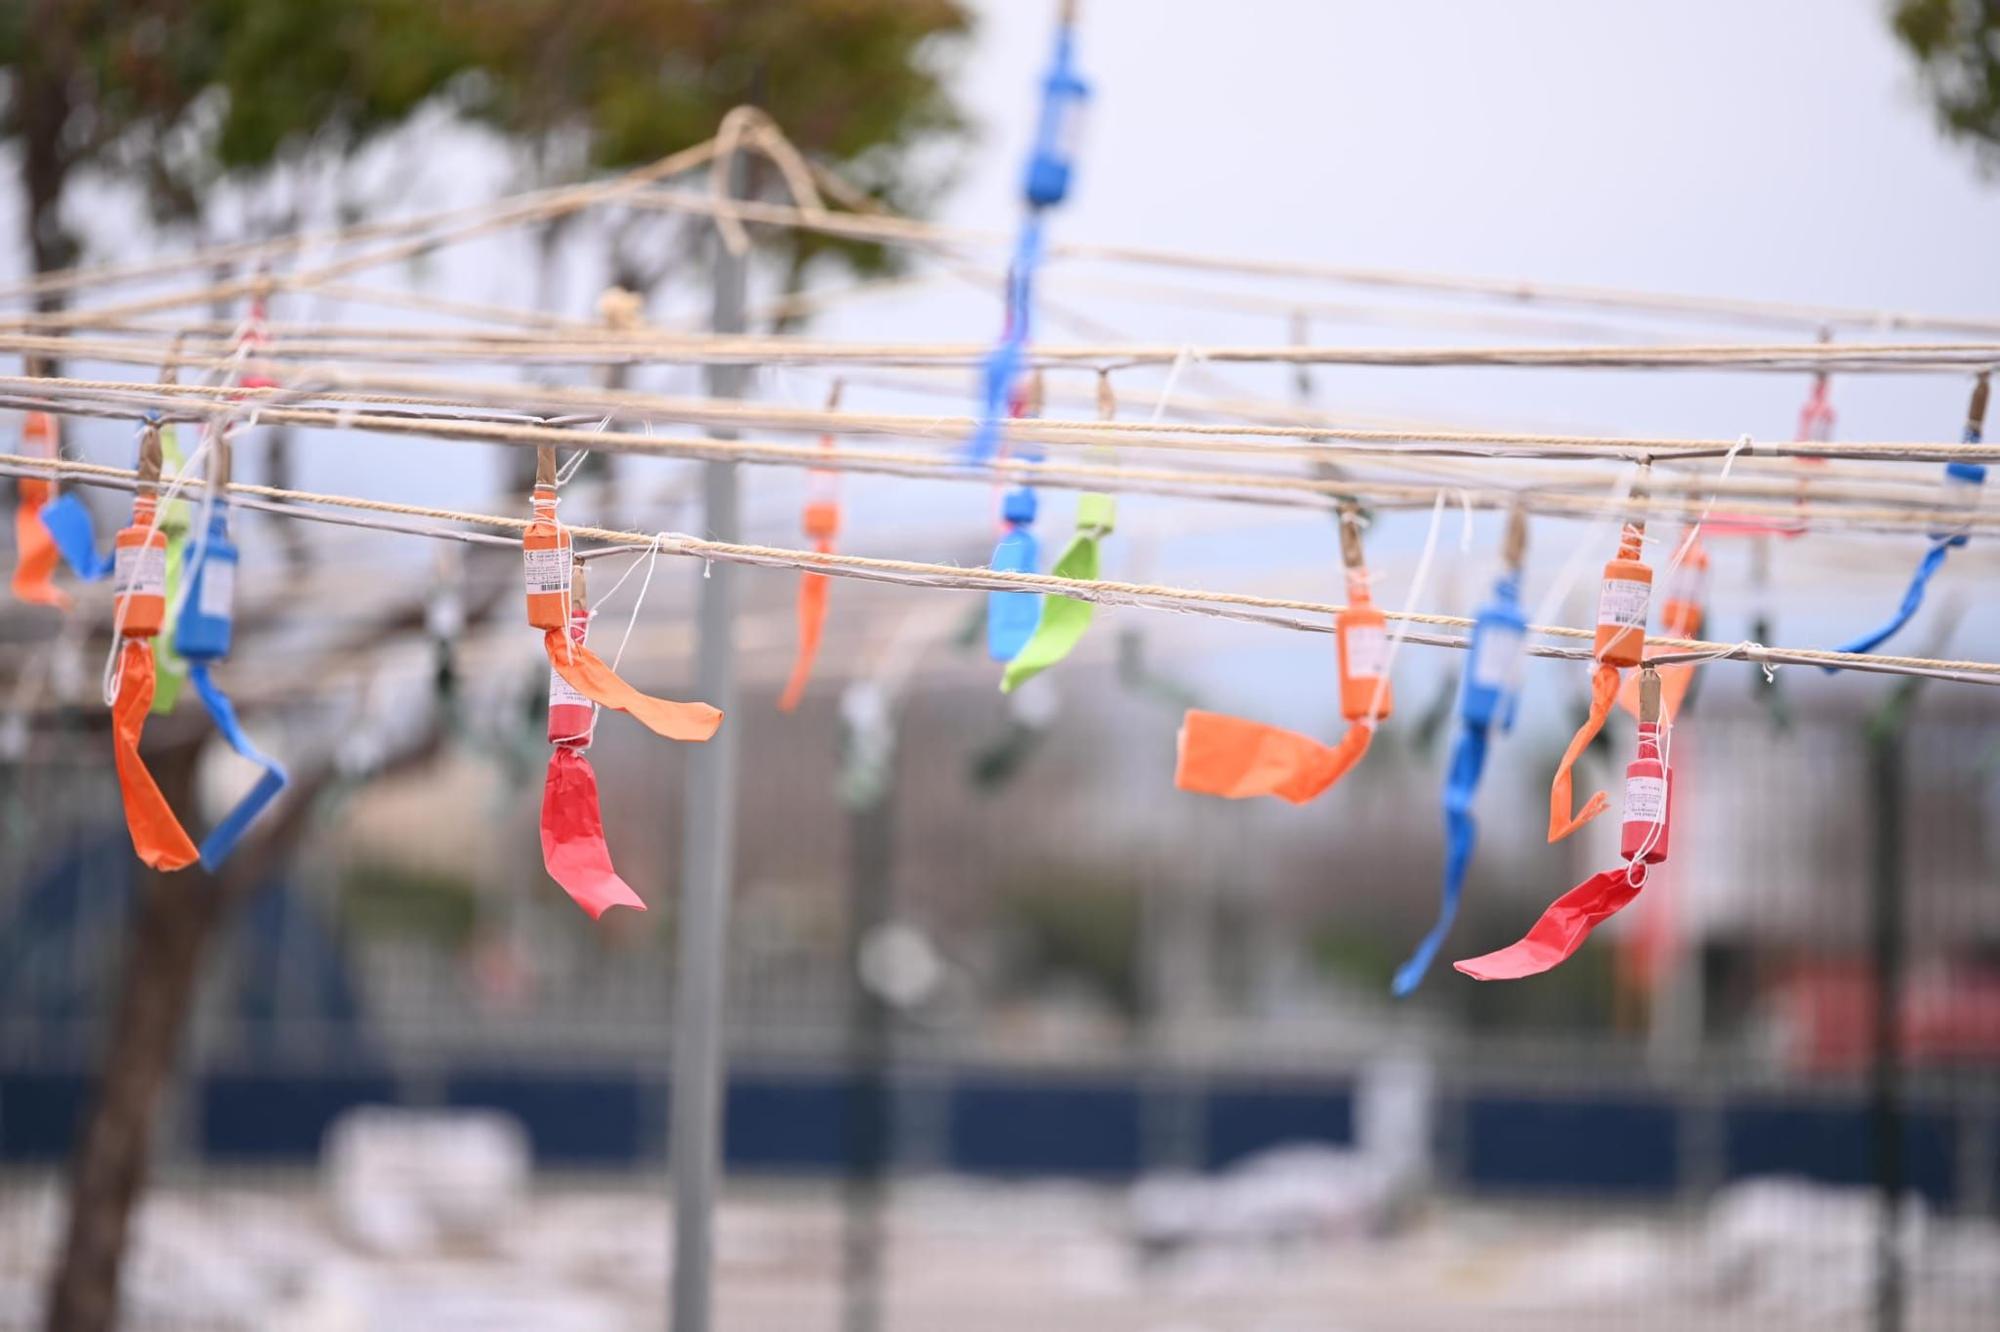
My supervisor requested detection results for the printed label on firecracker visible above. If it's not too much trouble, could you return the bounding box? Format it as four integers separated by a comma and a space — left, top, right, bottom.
198, 558, 235, 620
549, 665, 589, 709
1597, 578, 1651, 629
1343, 624, 1390, 679
114, 542, 167, 599
1623, 775, 1668, 825
523, 545, 572, 596
1471, 623, 1524, 690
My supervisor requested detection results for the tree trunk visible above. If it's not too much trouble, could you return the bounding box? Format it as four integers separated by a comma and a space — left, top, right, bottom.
20, 0, 78, 322
45, 744, 219, 1332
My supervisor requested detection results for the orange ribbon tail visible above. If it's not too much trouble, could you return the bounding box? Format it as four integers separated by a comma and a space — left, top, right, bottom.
12, 489, 68, 608
543, 629, 722, 743
1174, 710, 1373, 805
111, 642, 199, 871
1548, 664, 1621, 842
777, 568, 830, 713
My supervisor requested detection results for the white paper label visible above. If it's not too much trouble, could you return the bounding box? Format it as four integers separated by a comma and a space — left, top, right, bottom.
1471, 622, 1524, 690
1343, 624, 1390, 679
114, 542, 166, 600
198, 557, 235, 620
523, 545, 571, 596
1623, 775, 1668, 826
549, 665, 589, 709
1597, 578, 1651, 630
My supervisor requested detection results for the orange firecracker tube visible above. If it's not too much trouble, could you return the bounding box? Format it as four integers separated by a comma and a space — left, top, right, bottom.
112, 495, 169, 638
1593, 524, 1652, 667
1336, 568, 1392, 723
523, 480, 571, 630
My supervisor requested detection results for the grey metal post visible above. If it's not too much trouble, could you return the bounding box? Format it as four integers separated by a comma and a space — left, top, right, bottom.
671, 150, 749, 1332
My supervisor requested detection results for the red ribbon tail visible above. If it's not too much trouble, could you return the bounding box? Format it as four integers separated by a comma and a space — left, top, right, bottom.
111, 642, 200, 872
541, 747, 646, 919
1453, 868, 1644, 981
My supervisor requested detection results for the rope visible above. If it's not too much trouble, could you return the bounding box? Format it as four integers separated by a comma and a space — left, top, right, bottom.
12, 325, 1999, 373
3, 392, 1989, 539
10, 455, 1998, 689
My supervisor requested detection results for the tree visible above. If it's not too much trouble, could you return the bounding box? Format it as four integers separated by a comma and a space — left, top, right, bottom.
452, 0, 974, 296
0, 1, 972, 303
1, 5, 973, 1329
1891, 0, 2000, 174
0, 1, 479, 311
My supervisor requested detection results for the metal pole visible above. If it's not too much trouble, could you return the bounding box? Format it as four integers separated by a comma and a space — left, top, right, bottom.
1868, 686, 1912, 1332
670, 150, 748, 1332
840, 692, 895, 1332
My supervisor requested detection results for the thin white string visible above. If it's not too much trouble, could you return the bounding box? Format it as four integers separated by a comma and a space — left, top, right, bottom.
1625, 714, 1673, 883
100, 430, 212, 706
1530, 465, 1643, 650
1665, 433, 1749, 576
609, 534, 666, 673
1364, 491, 1446, 727
1149, 346, 1200, 424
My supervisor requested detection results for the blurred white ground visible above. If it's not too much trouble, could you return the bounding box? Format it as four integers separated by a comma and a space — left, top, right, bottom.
4, 1169, 1999, 1331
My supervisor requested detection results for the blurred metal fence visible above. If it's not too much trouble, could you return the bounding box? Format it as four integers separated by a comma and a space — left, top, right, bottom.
2, 646, 1997, 1329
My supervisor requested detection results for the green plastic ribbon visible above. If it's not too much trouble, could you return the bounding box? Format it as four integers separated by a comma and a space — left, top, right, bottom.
1000, 493, 1113, 693
150, 424, 192, 715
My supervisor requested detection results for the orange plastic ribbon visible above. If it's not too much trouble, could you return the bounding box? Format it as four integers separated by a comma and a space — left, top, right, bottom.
543, 630, 722, 743
11, 479, 67, 608
1547, 663, 1620, 842
110, 641, 200, 872
1174, 711, 1373, 805
777, 518, 833, 713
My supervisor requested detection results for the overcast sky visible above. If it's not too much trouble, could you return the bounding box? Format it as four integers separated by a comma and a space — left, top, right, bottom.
14, 0, 2000, 712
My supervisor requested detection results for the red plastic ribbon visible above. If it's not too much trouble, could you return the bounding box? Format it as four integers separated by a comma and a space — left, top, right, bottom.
111, 641, 199, 872
543, 630, 722, 743
1547, 663, 1620, 842
1453, 867, 1645, 981
1175, 711, 1372, 805
540, 746, 645, 919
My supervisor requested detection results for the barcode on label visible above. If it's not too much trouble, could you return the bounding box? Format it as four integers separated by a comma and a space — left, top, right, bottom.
1623, 775, 1668, 825
1597, 578, 1651, 629
198, 558, 235, 620
114, 543, 167, 599
1342, 624, 1390, 679
523, 546, 571, 595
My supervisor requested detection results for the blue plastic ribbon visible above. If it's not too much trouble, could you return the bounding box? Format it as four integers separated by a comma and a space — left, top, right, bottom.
964, 9, 1084, 466
967, 219, 1044, 466
988, 485, 1043, 661
1394, 727, 1488, 996
1394, 572, 1525, 996
179, 508, 288, 869
187, 661, 288, 870
1822, 416, 1983, 670
39, 493, 111, 580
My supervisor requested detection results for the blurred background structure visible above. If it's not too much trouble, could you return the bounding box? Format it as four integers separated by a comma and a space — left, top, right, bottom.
4, 2, 2000, 1330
